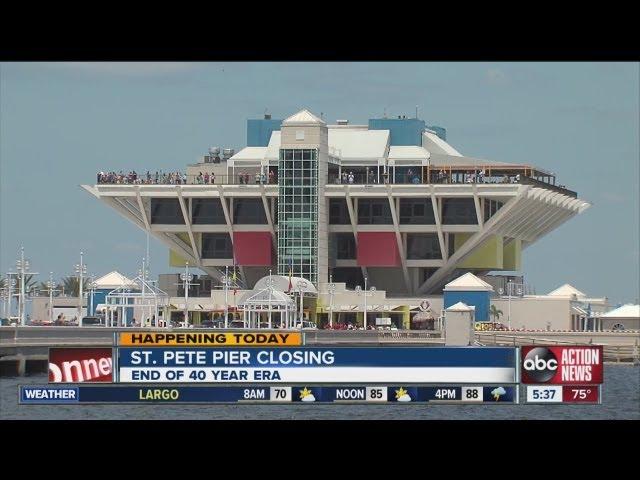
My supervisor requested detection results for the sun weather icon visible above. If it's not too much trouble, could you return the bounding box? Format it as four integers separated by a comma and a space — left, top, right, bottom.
395, 387, 412, 402
491, 387, 507, 401
299, 387, 316, 402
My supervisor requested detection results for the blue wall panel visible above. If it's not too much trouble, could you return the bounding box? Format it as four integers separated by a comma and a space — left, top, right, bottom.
247, 119, 282, 147
443, 291, 490, 322
368, 118, 426, 146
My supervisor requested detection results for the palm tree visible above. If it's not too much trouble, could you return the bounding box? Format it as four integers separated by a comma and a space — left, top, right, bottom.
61, 276, 90, 297
490, 304, 503, 323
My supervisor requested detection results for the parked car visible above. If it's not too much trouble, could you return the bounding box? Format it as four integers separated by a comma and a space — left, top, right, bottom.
228, 320, 246, 329
200, 319, 225, 328
82, 316, 105, 326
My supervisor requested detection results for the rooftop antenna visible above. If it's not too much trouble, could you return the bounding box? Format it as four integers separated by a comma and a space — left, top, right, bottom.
416, 105, 419, 119
320, 112, 324, 120
383, 107, 387, 119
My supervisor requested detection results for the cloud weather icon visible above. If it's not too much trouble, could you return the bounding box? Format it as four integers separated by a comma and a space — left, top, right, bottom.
395, 387, 412, 402
491, 387, 507, 401
299, 387, 316, 402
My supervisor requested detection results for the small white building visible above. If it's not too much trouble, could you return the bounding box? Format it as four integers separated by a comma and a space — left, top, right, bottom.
599, 304, 640, 331
491, 283, 609, 331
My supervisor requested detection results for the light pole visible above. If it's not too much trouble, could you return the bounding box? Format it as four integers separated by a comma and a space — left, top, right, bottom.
355, 276, 376, 329
500, 279, 524, 330
180, 262, 194, 328
327, 275, 336, 328
2, 276, 16, 320
138, 260, 149, 326
266, 270, 274, 329
14, 247, 38, 326
74, 251, 87, 327
87, 278, 97, 319
46, 272, 60, 324
222, 265, 230, 329
297, 280, 308, 329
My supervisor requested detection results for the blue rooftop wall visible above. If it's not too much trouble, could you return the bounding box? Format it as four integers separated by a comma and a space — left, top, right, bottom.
247, 119, 282, 147
368, 118, 426, 146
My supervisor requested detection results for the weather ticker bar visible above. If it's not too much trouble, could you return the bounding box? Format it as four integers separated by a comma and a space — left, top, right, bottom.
19, 385, 519, 404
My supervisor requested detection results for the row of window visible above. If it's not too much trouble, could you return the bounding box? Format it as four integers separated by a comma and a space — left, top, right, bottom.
150, 198, 268, 225
329, 198, 482, 225
198, 232, 443, 261
332, 233, 442, 260
151, 197, 500, 226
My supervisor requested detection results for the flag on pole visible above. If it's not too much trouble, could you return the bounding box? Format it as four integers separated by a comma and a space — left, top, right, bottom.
287, 257, 293, 293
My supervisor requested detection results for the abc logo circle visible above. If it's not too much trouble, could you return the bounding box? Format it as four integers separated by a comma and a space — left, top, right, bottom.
523, 347, 558, 383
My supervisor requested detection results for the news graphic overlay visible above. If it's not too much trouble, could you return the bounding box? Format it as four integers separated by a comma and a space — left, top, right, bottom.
49, 348, 113, 383
117, 347, 517, 384
521, 346, 603, 404
22, 336, 525, 405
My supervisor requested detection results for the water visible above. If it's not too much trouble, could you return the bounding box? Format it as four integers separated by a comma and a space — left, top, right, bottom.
2, 365, 638, 420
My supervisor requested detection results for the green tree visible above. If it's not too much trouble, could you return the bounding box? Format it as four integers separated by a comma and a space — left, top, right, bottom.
490, 304, 503, 322
61, 276, 90, 297
38, 281, 62, 297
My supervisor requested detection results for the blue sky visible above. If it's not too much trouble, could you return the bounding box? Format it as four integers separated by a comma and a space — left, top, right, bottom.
1, 62, 638, 304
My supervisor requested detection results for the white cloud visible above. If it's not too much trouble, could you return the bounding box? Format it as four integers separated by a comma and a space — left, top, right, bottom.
485, 68, 509, 86
43, 62, 202, 77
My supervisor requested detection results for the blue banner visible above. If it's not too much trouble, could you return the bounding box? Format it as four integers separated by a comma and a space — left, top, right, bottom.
118, 347, 516, 368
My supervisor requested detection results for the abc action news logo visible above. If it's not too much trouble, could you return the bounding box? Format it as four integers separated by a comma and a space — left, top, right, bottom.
521, 346, 603, 384
49, 348, 113, 383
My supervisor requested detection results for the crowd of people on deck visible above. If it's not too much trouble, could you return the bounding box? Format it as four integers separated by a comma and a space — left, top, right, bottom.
97, 168, 533, 188
331, 168, 526, 186
97, 170, 189, 185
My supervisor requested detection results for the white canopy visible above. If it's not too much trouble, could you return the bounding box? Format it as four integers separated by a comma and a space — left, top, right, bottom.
93, 271, 137, 290
444, 272, 494, 292
253, 275, 317, 295
600, 304, 640, 319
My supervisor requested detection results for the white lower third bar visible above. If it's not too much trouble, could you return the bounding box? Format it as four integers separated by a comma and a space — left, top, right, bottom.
118, 367, 516, 383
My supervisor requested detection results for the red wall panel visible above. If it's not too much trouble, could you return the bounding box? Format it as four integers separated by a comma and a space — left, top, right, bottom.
356, 232, 400, 266
233, 232, 272, 266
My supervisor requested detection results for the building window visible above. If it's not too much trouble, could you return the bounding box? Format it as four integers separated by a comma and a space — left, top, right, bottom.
422, 268, 438, 284
150, 198, 184, 224
442, 198, 477, 225
192, 199, 226, 225
332, 267, 364, 290
483, 199, 504, 222
407, 234, 441, 259
329, 199, 350, 224
233, 198, 267, 224
278, 148, 318, 283
333, 233, 356, 259
201, 233, 233, 258
612, 323, 625, 331
358, 199, 393, 225
399, 198, 435, 224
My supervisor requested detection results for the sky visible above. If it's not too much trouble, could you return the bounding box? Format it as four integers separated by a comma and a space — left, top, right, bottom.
0, 62, 638, 304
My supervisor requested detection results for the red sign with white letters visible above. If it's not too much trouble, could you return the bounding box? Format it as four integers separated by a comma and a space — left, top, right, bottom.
49, 348, 113, 383
521, 346, 603, 385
